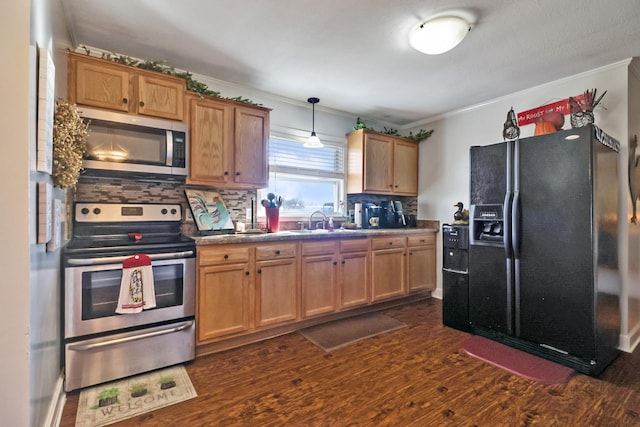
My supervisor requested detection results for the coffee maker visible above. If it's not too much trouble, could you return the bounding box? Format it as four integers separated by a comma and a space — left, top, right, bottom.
362, 203, 382, 229
381, 200, 406, 228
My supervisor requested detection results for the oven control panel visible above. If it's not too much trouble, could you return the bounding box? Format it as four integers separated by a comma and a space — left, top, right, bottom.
75, 203, 182, 222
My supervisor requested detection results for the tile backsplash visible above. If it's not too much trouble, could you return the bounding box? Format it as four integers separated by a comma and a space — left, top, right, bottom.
74, 176, 257, 234
73, 175, 418, 234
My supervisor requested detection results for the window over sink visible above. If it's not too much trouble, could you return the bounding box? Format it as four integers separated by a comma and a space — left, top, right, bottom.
258, 129, 346, 220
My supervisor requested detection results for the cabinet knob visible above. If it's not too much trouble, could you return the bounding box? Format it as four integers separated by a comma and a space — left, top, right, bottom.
257, 268, 262, 274
223, 254, 229, 259
333, 261, 337, 266
342, 260, 346, 265
224, 171, 229, 176
236, 171, 241, 176
122, 98, 128, 104
139, 101, 145, 107
275, 250, 281, 255
245, 271, 250, 276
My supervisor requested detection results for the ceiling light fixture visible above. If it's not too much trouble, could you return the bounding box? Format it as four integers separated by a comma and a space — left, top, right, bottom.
409, 15, 471, 55
304, 97, 323, 148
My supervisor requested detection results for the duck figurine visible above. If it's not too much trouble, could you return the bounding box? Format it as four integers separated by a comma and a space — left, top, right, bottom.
453, 202, 469, 224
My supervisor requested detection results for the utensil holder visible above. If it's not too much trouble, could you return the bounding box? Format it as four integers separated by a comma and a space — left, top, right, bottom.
265, 207, 280, 233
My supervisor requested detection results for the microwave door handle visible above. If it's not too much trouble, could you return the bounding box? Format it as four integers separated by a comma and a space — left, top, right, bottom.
67, 320, 194, 351
66, 250, 194, 266
166, 130, 173, 166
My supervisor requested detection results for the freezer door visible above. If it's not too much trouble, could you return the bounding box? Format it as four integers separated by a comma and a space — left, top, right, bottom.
469, 141, 513, 334
515, 127, 596, 358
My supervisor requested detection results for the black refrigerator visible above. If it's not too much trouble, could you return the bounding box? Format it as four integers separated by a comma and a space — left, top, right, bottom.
468, 124, 620, 376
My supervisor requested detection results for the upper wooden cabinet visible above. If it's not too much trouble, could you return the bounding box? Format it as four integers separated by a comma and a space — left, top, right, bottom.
68, 52, 185, 121
347, 129, 419, 196
187, 94, 270, 189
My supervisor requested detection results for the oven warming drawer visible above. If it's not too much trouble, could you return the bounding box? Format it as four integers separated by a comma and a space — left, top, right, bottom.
64, 319, 195, 391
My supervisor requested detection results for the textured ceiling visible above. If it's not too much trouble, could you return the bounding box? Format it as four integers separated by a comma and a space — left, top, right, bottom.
60, 0, 640, 126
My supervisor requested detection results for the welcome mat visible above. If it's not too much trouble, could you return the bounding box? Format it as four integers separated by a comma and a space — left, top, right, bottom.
75, 365, 197, 427
463, 335, 574, 384
299, 312, 406, 352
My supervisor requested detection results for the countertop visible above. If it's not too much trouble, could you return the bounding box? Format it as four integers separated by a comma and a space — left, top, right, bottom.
191, 227, 439, 245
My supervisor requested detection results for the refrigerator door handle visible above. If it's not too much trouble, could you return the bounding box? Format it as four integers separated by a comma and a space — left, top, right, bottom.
511, 191, 520, 258
503, 192, 512, 257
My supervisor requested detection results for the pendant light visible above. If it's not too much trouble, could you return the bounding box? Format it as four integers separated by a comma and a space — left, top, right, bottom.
409, 15, 471, 55
304, 97, 323, 148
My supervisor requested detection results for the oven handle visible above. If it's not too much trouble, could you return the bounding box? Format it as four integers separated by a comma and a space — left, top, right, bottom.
67, 320, 194, 351
66, 250, 194, 266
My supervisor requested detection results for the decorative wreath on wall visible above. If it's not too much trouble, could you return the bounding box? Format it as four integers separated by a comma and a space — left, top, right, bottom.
52, 99, 89, 188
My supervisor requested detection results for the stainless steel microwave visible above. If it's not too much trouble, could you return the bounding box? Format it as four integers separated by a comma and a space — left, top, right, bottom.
80, 107, 189, 176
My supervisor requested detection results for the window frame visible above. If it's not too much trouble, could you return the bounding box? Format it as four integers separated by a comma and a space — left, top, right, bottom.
258, 125, 347, 222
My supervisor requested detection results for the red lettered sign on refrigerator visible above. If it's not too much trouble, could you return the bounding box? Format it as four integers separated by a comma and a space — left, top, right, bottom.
517, 94, 586, 126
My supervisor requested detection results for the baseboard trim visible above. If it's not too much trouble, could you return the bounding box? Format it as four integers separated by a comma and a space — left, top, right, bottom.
44, 371, 66, 427
619, 321, 640, 353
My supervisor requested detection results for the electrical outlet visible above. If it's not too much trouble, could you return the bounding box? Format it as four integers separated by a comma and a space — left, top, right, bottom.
246, 208, 252, 220
185, 209, 194, 222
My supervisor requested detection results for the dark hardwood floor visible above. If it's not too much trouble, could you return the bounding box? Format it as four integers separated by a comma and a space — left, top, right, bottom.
61, 299, 640, 426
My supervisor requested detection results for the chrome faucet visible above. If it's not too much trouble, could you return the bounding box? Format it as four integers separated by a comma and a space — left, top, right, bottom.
309, 210, 328, 229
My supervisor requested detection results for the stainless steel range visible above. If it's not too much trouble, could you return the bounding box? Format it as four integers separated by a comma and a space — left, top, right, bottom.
62, 203, 196, 392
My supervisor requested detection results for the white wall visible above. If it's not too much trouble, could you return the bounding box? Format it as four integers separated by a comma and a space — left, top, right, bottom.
625, 60, 640, 349
414, 60, 639, 351
0, 0, 72, 425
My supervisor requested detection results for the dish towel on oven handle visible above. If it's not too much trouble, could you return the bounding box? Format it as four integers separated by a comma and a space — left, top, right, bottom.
116, 254, 157, 314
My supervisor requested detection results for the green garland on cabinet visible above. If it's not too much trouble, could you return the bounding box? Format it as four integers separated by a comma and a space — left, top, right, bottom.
354, 117, 433, 142
79, 46, 262, 106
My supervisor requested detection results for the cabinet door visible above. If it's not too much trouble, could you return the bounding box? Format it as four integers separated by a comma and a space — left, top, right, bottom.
136, 74, 185, 121
339, 251, 370, 308
188, 97, 233, 186
363, 134, 394, 193
301, 254, 337, 317
198, 263, 251, 343
371, 248, 406, 301
393, 140, 418, 195
72, 59, 131, 112
234, 106, 269, 187
256, 258, 298, 327
407, 244, 436, 292
407, 234, 436, 292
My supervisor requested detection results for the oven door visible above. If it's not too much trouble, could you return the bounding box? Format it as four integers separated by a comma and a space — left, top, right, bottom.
64, 253, 195, 339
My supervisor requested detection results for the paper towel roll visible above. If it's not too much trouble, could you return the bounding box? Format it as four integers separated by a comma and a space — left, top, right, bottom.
354, 203, 363, 228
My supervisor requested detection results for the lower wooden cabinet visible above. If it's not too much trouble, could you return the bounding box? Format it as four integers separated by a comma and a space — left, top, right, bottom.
197, 246, 252, 342
371, 237, 406, 301
301, 241, 338, 318
196, 231, 436, 349
407, 233, 436, 292
338, 239, 370, 309
255, 242, 298, 327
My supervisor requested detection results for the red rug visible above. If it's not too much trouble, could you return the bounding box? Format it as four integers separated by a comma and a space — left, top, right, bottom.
462, 335, 574, 384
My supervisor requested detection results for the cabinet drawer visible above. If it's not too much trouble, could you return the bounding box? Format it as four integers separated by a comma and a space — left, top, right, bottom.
301, 241, 336, 256
340, 238, 370, 253
407, 233, 435, 247
256, 243, 298, 260
371, 236, 406, 250
199, 246, 250, 265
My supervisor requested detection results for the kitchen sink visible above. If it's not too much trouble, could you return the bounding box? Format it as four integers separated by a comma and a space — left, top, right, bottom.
284, 228, 358, 234
286, 229, 330, 234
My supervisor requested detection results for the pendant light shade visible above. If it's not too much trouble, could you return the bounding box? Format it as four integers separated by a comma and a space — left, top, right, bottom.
409, 15, 471, 55
304, 97, 323, 148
